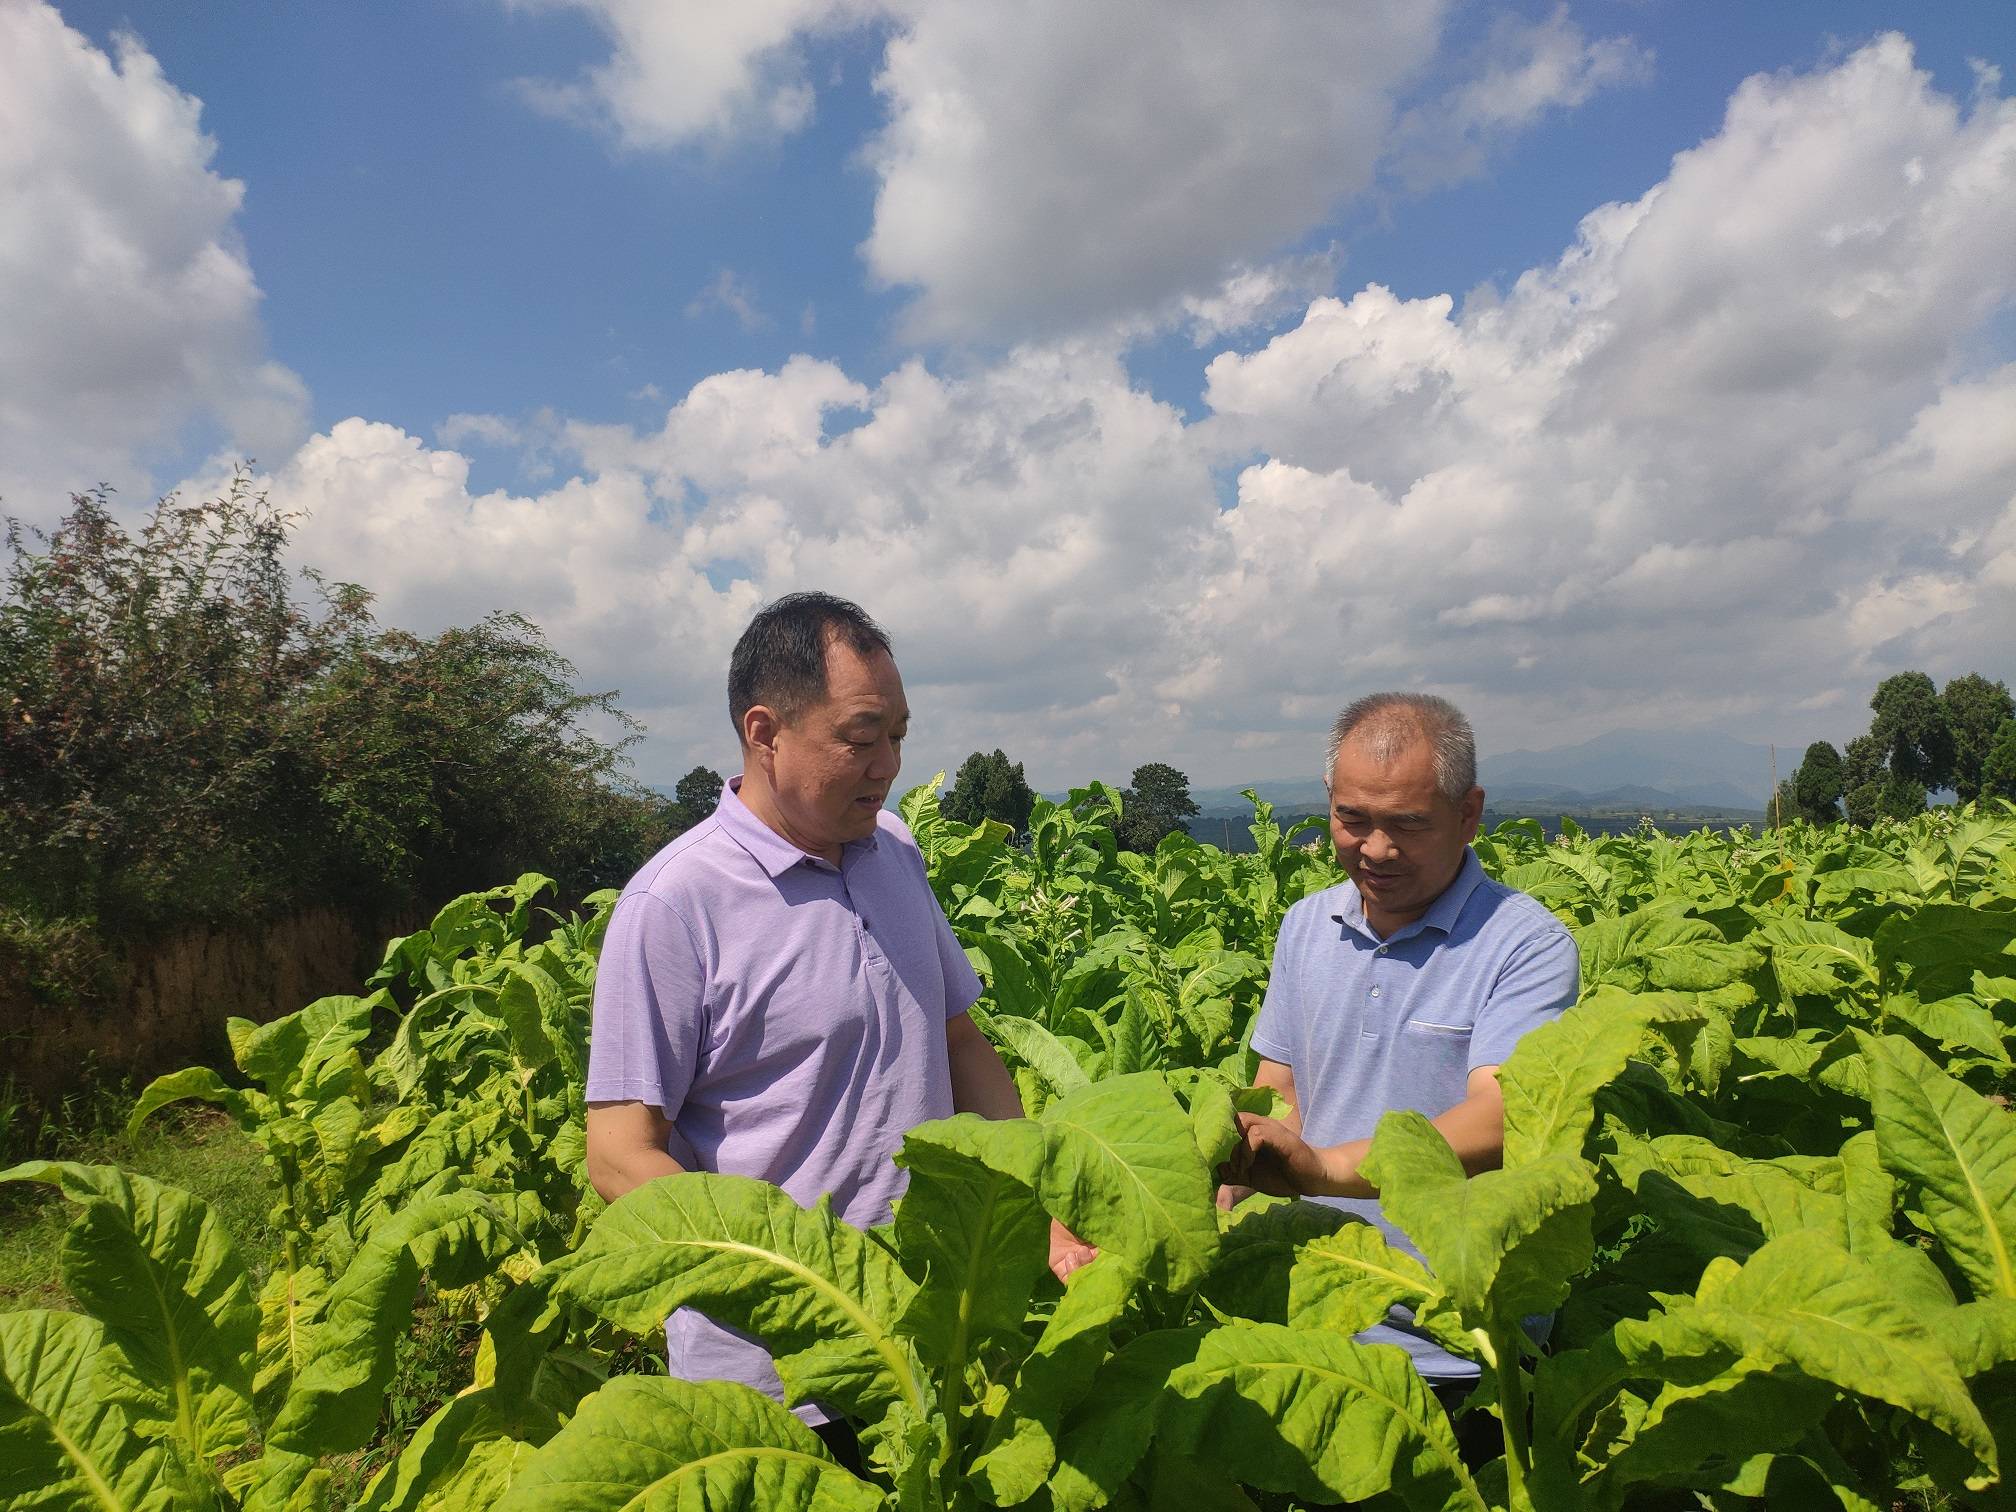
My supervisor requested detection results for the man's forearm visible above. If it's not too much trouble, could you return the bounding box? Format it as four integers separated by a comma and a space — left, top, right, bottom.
948, 1029, 1025, 1120
1295, 1087, 1505, 1199
584, 1100, 689, 1203
586, 1143, 685, 1203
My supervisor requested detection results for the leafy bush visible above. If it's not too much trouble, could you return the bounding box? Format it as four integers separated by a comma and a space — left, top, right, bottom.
0, 481, 674, 943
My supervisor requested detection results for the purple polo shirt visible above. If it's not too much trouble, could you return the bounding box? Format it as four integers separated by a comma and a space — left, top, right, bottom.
585, 778, 981, 1412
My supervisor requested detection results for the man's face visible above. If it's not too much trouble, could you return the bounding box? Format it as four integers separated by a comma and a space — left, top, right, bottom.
1327, 733, 1484, 934
767, 638, 909, 855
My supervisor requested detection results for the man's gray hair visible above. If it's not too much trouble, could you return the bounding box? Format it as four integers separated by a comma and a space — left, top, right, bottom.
1325, 693, 1477, 802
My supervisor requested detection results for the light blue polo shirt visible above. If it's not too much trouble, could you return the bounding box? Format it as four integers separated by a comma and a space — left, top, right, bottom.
1250, 846, 1579, 1380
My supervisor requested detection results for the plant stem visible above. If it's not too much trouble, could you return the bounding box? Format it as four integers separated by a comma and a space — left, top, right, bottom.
1481, 1326, 1536, 1511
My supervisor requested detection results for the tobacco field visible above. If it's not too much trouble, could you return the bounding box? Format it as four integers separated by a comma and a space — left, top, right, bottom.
5, 783, 2016, 1510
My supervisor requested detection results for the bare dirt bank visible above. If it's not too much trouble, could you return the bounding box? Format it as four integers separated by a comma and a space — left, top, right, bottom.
1, 909, 406, 1107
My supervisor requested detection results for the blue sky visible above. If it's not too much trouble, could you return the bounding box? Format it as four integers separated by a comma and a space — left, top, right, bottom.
54, 1, 2013, 456
8, 1, 2016, 790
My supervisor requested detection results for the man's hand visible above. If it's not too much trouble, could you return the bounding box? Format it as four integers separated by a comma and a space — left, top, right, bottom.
1222, 1112, 1375, 1200
1048, 1218, 1098, 1281
1215, 1181, 1256, 1211
1224, 1112, 1328, 1196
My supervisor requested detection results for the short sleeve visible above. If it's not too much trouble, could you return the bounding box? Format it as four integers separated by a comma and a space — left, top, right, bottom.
1249, 904, 1308, 1066
933, 901, 984, 1019
1468, 921, 1580, 1072
585, 892, 707, 1114
886, 815, 983, 1020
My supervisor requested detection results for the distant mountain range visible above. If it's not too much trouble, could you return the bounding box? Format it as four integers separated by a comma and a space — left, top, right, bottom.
1189, 727, 1782, 820
1478, 728, 1780, 810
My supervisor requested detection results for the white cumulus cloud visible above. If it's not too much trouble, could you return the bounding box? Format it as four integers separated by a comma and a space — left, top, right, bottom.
861, 0, 1448, 341
239, 34, 2016, 787
505, 2, 1649, 343
0, 2, 306, 519
505, 0, 885, 148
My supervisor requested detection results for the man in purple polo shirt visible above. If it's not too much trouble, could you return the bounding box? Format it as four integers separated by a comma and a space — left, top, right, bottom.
584, 591, 1090, 1445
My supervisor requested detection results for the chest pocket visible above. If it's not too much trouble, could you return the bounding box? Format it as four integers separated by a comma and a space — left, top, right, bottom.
1397, 1016, 1475, 1097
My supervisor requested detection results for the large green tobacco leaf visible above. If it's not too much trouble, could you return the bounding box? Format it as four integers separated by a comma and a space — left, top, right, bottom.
1050, 1327, 1211, 1512
1284, 1222, 1469, 1358
414, 874, 553, 964
1839, 1130, 1899, 1257
1876, 904, 2016, 1002
556, 1173, 931, 1426
983, 1013, 1092, 1098
1864, 1033, 2016, 1300
353, 1388, 544, 1512
891, 1118, 1051, 1353
970, 1257, 1138, 1506
307, 1095, 367, 1209
231, 1450, 330, 1512
1754, 915, 1881, 999
1100, 992, 1161, 1078
1201, 1199, 1351, 1324
253, 1262, 329, 1414
1718, 1444, 1887, 1512
268, 1187, 523, 1454
1577, 1358, 1837, 1509
965, 936, 1054, 1023
493, 960, 568, 1073
1880, 992, 2010, 1064
0, 1310, 190, 1511
1360, 1113, 1596, 1328
1576, 908, 1762, 992
1155, 1324, 1489, 1512
1615, 1229, 1998, 1487
124, 1067, 257, 1141
417, 1436, 540, 1510
909, 1078, 1220, 1293
227, 993, 384, 1098
0, 1161, 256, 1468
1500, 991, 1700, 1167
495, 1375, 885, 1511
1035, 1074, 1221, 1291
1931, 1298, 2016, 1377
1603, 1131, 1849, 1262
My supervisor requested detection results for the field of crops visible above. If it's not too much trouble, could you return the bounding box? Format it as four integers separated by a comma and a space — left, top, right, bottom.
5, 784, 2016, 1510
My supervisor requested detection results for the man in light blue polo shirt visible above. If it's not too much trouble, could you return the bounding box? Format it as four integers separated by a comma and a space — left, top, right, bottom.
1227, 691, 1579, 1386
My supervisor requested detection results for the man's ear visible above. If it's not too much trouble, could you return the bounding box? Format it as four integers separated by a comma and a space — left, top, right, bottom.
1459, 785, 1485, 838
742, 704, 782, 767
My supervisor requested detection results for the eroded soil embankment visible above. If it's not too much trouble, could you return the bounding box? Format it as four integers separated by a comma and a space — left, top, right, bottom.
2, 909, 403, 1105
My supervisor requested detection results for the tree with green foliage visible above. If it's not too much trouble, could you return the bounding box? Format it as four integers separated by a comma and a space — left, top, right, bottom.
1983, 718, 2016, 803
1118, 761, 1200, 852
1788, 740, 1845, 824
942, 748, 1036, 833
1868, 671, 1954, 791
0, 481, 670, 940
674, 765, 725, 817
667, 764, 726, 833
1875, 770, 1929, 821
1841, 733, 1886, 827
1941, 674, 2015, 803
1767, 778, 1799, 830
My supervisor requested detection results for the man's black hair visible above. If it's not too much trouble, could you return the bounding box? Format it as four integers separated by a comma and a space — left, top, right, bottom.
728, 591, 892, 738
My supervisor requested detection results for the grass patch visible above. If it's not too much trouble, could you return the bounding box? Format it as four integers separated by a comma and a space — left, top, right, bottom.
0, 1091, 278, 1312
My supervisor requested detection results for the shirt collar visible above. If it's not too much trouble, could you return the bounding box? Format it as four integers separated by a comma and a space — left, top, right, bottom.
717, 776, 879, 879
1334, 846, 1486, 943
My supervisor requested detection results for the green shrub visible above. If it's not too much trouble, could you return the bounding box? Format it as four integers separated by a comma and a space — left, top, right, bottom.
0, 479, 674, 940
